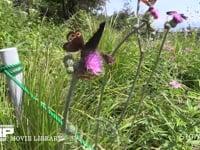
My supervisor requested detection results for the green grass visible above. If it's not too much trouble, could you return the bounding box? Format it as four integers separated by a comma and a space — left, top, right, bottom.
1, 0, 200, 149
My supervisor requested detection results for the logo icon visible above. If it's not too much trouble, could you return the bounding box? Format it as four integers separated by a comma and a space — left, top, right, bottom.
0, 125, 14, 141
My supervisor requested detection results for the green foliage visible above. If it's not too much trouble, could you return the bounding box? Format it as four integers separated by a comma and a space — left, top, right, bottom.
1, 0, 200, 149
12, 0, 106, 19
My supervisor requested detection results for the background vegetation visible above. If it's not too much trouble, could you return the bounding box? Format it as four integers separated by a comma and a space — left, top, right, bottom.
0, 0, 200, 149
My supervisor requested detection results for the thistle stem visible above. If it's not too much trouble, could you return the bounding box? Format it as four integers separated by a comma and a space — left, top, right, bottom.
125, 28, 170, 149
111, 23, 145, 57
61, 73, 77, 131
116, 0, 143, 127
94, 72, 107, 149
137, 0, 140, 16
117, 34, 144, 127
95, 23, 145, 149
59, 73, 77, 150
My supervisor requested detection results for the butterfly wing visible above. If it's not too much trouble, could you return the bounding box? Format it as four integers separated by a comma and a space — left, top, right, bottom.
63, 31, 84, 52
150, 0, 157, 5
180, 14, 187, 20
140, 0, 157, 6
166, 11, 177, 15
83, 22, 106, 51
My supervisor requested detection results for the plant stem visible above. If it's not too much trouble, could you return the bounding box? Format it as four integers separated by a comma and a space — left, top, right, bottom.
125, 28, 170, 149
136, 0, 140, 16
116, 0, 143, 127
117, 34, 144, 127
94, 72, 107, 149
94, 23, 146, 149
59, 73, 77, 150
61, 73, 77, 131
111, 23, 145, 57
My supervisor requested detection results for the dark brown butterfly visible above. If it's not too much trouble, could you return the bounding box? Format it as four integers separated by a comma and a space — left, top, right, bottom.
63, 22, 106, 53
63, 22, 114, 79
63, 30, 84, 52
80, 22, 114, 64
140, 0, 157, 6
81, 22, 106, 57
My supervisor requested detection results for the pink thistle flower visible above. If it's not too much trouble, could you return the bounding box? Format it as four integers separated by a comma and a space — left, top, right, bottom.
165, 11, 187, 28
169, 80, 181, 89
84, 51, 103, 75
167, 11, 187, 23
170, 12, 183, 23
142, 7, 159, 24
165, 45, 174, 51
149, 7, 159, 19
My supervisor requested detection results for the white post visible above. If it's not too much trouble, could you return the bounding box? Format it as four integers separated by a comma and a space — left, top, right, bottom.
0, 47, 23, 119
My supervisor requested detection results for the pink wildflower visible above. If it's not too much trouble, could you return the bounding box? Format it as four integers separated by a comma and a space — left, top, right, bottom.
149, 7, 159, 19
84, 51, 103, 75
170, 13, 183, 23
167, 11, 187, 23
165, 11, 187, 29
169, 80, 181, 89
166, 45, 174, 51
